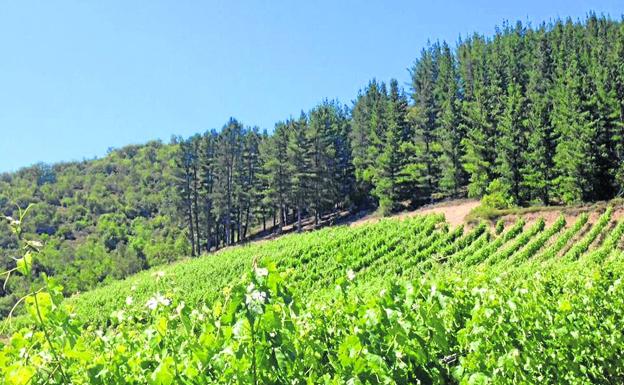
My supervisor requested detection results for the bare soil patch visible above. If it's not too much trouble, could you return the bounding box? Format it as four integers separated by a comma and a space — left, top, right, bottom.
350, 199, 480, 228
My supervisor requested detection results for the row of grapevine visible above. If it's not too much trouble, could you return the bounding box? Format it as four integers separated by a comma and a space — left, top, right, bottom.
3, 207, 624, 384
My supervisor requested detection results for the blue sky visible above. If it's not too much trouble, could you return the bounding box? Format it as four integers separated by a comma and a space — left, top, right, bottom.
0, 1, 622, 172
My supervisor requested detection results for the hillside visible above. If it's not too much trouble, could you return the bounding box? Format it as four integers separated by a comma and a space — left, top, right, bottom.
0, 141, 190, 316
4, 204, 624, 383
16, 200, 622, 326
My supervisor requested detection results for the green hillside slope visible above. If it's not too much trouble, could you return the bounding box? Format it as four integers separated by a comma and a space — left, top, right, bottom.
3, 208, 624, 383
0, 141, 189, 316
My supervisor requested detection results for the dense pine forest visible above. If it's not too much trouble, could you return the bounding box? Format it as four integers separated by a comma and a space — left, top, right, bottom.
2, 14, 624, 316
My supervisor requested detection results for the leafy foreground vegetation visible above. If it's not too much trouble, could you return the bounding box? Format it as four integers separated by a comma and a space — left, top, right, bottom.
3, 207, 624, 384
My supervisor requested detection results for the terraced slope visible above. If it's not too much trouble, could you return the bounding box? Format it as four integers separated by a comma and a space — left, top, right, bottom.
33, 207, 622, 325
3, 207, 624, 384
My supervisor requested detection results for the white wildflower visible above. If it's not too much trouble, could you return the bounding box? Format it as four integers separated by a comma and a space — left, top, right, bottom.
251, 290, 266, 302
145, 293, 170, 310
130, 285, 137, 291
609, 278, 622, 293
26, 240, 43, 248
245, 290, 267, 314
144, 328, 156, 340
111, 310, 125, 323
39, 350, 53, 363
152, 271, 165, 279
4, 216, 20, 226
146, 297, 159, 310
232, 319, 245, 338
346, 269, 356, 281
364, 308, 379, 326
175, 301, 185, 315
246, 282, 255, 292
255, 267, 269, 278
157, 293, 171, 307
190, 309, 201, 318
379, 289, 387, 297
125, 296, 133, 306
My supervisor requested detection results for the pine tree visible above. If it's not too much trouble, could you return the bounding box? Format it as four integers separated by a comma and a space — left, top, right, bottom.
410, 45, 441, 200
190, 135, 202, 251
434, 42, 466, 197
333, 107, 355, 210
240, 127, 262, 240
350, 80, 388, 206
583, 14, 620, 200
521, 29, 555, 204
174, 137, 198, 256
307, 100, 347, 223
612, 21, 624, 193
199, 130, 218, 251
367, 80, 408, 214
496, 82, 527, 203
212, 118, 243, 245
459, 35, 499, 197
260, 122, 290, 232
286, 114, 311, 232
551, 23, 590, 203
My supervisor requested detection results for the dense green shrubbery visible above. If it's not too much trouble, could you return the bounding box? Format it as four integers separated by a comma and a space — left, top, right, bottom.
3, 210, 624, 384
0, 142, 189, 316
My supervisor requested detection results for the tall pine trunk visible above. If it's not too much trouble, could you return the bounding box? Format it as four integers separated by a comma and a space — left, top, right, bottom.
192, 164, 201, 254
297, 205, 302, 232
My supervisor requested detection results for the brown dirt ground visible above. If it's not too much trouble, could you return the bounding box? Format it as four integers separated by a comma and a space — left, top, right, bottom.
351, 199, 624, 232
499, 205, 624, 229
350, 199, 480, 228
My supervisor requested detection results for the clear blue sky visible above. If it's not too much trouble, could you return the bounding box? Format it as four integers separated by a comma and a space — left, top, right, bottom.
1, 1, 621, 172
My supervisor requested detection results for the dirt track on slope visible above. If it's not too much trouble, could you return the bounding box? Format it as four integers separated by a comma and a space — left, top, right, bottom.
350, 199, 480, 228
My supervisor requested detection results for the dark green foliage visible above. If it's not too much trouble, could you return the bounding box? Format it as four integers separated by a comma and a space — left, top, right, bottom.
435, 42, 466, 197
410, 45, 442, 200
0, 141, 187, 316
521, 29, 556, 204
350, 80, 389, 206
497, 82, 527, 204
373, 80, 411, 214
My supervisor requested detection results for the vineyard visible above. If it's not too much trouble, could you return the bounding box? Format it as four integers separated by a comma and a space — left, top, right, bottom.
3, 207, 624, 384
